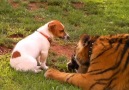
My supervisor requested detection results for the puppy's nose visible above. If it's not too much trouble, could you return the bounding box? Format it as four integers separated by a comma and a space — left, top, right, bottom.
66, 35, 70, 39
64, 34, 70, 40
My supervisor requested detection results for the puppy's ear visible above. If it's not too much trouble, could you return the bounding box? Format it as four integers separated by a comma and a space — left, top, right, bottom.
48, 22, 56, 31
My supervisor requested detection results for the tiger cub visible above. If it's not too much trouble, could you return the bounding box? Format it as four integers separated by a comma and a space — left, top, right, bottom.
45, 34, 129, 90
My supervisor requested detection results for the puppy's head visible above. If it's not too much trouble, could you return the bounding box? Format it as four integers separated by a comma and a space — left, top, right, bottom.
48, 20, 69, 40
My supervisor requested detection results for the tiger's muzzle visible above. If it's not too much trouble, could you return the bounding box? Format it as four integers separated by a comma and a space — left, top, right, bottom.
68, 54, 90, 73
67, 55, 79, 72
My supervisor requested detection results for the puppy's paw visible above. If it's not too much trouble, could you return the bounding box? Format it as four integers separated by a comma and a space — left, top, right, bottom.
43, 66, 49, 70
33, 66, 42, 73
34, 69, 42, 73
41, 63, 49, 70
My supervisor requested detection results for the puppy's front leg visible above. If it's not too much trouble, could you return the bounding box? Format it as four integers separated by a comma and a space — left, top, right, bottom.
40, 51, 49, 70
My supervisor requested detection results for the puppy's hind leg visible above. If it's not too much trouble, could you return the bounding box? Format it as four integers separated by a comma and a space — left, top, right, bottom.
11, 56, 41, 73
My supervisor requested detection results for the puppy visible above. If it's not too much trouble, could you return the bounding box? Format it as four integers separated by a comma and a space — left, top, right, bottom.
10, 20, 69, 73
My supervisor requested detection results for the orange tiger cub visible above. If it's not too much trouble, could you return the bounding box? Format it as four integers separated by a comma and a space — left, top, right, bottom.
45, 34, 129, 90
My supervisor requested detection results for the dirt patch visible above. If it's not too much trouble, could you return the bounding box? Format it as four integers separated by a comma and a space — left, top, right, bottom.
0, 46, 12, 55
8, 0, 19, 8
28, 2, 48, 10
8, 0, 48, 11
9, 34, 24, 38
34, 15, 45, 22
27, 2, 39, 10
50, 42, 75, 59
72, 2, 84, 9
0, 41, 75, 60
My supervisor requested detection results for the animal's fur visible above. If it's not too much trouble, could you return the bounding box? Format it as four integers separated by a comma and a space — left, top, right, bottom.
10, 20, 69, 73
45, 34, 129, 90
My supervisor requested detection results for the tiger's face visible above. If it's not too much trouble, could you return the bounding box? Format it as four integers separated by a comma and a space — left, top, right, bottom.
68, 34, 93, 73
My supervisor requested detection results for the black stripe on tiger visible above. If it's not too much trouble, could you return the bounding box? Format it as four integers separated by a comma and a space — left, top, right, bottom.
89, 69, 119, 90
123, 54, 129, 71
90, 42, 113, 62
122, 39, 129, 71
88, 49, 122, 75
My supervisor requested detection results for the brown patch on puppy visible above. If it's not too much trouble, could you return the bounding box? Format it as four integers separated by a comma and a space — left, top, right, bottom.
48, 20, 68, 39
12, 51, 21, 58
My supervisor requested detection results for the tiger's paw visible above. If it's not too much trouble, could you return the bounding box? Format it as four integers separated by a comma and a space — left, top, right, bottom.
44, 68, 60, 78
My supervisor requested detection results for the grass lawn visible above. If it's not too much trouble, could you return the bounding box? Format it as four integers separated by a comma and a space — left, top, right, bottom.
1, 0, 129, 90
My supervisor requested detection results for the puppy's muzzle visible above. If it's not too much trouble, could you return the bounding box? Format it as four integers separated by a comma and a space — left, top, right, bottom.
61, 33, 70, 40
64, 35, 70, 40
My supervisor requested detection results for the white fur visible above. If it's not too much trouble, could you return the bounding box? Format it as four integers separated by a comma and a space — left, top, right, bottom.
10, 21, 57, 73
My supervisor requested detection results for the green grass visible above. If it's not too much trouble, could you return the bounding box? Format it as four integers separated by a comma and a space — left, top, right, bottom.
0, 54, 79, 90
1, 0, 129, 90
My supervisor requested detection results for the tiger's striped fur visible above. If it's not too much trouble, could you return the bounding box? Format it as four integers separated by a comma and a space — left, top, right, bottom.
45, 34, 129, 90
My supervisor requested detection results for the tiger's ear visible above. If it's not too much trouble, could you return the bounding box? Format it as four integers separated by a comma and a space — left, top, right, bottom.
82, 34, 90, 46
48, 22, 56, 31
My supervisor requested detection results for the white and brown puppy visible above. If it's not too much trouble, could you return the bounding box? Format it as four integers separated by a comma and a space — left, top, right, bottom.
10, 20, 69, 73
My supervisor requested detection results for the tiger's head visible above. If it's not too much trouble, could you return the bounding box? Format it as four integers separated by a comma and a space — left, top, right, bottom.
68, 34, 129, 73
68, 34, 99, 73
